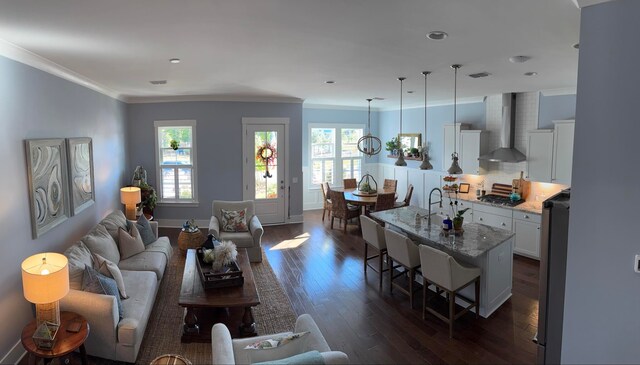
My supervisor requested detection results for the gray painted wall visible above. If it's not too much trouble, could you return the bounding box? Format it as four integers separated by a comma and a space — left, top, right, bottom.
302, 107, 379, 165
0, 56, 126, 359
538, 93, 576, 129
126, 101, 303, 221
378, 102, 486, 170
562, 0, 640, 363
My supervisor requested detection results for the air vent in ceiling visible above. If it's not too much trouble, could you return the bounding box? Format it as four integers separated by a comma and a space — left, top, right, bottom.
149, 80, 167, 85
468, 72, 491, 79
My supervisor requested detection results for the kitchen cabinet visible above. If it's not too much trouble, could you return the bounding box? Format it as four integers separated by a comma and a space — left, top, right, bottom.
513, 215, 541, 259
527, 130, 554, 182
472, 204, 513, 231
459, 130, 489, 175
443, 124, 469, 171
552, 120, 575, 185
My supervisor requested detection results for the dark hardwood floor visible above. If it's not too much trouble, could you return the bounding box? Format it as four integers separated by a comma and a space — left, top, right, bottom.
260, 210, 540, 364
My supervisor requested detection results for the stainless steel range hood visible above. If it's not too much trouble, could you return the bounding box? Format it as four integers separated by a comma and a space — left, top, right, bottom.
479, 93, 526, 163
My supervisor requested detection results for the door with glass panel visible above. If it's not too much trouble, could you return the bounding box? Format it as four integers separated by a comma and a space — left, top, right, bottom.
244, 123, 286, 224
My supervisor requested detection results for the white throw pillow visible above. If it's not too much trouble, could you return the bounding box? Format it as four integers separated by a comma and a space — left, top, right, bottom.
64, 242, 93, 290
117, 224, 145, 260
92, 253, 129, 299
82, 224, 121, 263
244, 332, 309, 363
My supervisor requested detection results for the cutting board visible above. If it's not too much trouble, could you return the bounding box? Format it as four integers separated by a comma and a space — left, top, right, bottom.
512, 171, 530, 199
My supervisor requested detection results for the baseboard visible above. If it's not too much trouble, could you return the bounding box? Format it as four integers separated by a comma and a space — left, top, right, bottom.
1, 339, 26, 365
156, 219, 210, 229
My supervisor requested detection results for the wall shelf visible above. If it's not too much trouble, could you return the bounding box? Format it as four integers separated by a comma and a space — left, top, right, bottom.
387, 154, 421, 161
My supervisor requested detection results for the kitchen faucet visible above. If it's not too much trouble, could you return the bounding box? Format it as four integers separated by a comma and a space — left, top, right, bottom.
428, 187, 443, 225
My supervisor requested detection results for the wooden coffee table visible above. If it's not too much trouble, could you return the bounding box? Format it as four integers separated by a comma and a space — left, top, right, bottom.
179, 248, 260, 343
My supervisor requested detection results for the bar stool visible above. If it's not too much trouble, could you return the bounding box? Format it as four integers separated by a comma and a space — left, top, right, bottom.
419, 244, 481, 338
384, 229, 421, 308
360, 215, 387, 289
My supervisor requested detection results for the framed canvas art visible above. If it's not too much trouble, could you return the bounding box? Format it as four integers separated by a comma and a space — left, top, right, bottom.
25, 139, 70, 238
67, 138, 95, 215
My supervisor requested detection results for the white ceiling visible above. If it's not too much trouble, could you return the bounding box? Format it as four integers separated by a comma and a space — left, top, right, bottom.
0, 0, 581, 108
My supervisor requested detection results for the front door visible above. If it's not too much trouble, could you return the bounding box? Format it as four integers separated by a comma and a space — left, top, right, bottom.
243, 120, 287, 224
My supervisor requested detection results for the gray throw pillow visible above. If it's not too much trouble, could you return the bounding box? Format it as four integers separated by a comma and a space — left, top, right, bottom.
82, 266, 123, 319
135, 215, 156, 245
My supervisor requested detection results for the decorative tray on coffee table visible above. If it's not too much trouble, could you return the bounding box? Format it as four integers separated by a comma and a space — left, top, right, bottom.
195, 247, 244, 289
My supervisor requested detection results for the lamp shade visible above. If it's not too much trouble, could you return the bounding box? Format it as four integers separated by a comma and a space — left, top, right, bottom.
120, 187, 141, 205
21, 253, 69, 304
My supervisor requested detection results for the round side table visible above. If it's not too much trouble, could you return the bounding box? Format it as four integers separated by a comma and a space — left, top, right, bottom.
21, 311, 89, 365
178, 229, 204, 253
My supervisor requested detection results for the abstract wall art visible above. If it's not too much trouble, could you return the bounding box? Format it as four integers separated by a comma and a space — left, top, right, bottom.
67, 137, 95, 216
25, 139, 70, 238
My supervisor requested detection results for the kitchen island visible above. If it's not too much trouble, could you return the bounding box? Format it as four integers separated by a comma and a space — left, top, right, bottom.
370, 206, 515, 318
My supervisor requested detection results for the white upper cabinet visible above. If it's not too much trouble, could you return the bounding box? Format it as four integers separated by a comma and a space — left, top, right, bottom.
459, 130, 489, 175
443, 124, 469, 171
552, 120, 575, 185
527, 130, 554, 182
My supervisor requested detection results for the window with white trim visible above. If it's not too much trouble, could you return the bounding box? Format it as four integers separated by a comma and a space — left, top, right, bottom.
154, 120, 198, 203
310, 125, 363, 186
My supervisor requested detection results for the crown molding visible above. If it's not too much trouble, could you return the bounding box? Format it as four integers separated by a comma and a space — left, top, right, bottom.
540, 87, 577, 97
378, 96, 486, 111
0, 37, 125, 101
303, 103, 382, 112
571, 0, 614, 9
125, 94, 304, 104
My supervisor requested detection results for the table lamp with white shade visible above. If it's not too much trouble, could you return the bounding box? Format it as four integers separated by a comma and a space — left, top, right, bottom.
120, 186, 141, 220
21, 253, 69, 326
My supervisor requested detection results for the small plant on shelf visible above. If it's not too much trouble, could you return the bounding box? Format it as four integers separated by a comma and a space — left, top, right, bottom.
385, 137, 401, 155
410, 147, 419, 157
170, 139, 180, 150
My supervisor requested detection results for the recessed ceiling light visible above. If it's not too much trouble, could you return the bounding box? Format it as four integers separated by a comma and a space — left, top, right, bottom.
573, 43, 580, 49
373, 97, 385, 100
524, 72, 538, 76
169, 58, 181, 64
325, 80, 335, 84
509, 55, 531, 63
426, 31, 448, 40
149, 80, 167, 85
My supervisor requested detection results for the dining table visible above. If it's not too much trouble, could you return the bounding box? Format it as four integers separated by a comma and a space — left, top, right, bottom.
334, 187, 396, 214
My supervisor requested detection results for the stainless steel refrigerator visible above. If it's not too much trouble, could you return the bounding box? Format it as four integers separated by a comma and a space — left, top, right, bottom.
535, 188, 570, 364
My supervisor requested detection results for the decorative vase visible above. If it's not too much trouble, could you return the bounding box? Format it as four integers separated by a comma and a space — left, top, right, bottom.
453, 217, 464, 230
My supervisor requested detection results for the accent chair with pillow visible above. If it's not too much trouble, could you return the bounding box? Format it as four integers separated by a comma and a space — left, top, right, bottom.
209, 200, 264, 262
211, 314, 349, 364
60, 210, 172, 363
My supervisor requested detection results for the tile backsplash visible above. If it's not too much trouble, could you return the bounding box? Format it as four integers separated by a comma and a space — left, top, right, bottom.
459, 92, 567, 204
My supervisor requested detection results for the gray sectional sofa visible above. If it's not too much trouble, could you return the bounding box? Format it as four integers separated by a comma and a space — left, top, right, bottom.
60, 211, 172, 363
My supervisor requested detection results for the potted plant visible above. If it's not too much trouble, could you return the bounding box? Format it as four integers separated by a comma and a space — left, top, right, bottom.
385, 137, 401, 155
453, 208, 470, 230
139, 182, 157, 216
410, 147, 419, 157
170, 139, 180, 150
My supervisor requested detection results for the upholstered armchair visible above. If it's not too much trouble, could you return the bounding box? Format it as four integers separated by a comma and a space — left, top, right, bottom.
209, 200, 264, 262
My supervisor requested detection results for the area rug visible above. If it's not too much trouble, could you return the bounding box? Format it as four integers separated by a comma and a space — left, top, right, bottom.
130, 248, 297, 365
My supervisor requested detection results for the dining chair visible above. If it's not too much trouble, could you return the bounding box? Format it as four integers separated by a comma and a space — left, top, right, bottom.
343, 178, 357, 189
320, 182, 332, 221
329, 190, 360, 233
419, 244, 481, 338
383, 179, 397, 192
384, 229, 421, 309
360, 215, 388, 289
371, 192, 396, 212
394, 184, 414, 208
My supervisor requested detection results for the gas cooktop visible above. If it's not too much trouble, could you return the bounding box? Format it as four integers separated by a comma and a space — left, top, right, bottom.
478, 194, 525, 207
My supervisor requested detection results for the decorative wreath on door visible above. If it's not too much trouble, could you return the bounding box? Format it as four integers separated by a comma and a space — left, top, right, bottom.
256, 143, 277, 178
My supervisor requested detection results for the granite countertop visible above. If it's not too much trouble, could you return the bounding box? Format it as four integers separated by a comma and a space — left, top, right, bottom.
452, 193, 543, 214
370, 206, 515, 258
